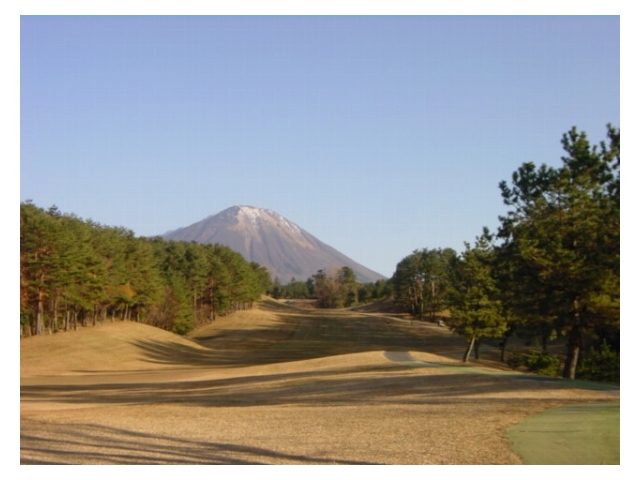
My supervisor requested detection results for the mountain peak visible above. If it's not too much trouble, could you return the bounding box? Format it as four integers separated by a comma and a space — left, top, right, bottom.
162, 206, 385, 283
232, 205, 266, 215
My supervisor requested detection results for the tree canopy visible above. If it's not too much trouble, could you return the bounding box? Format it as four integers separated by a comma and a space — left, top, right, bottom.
390, 125, 619, 379
390, 248, 456, 321
20, 202, 272, 336
21, 125, 620, 381
495, 125, 619, 378
448, 234, 508, 362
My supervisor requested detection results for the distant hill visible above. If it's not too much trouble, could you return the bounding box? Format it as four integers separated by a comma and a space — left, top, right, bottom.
162, 205, 386, 283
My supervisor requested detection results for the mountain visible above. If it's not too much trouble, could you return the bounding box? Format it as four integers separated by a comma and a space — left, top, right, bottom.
162, 206, 386, 283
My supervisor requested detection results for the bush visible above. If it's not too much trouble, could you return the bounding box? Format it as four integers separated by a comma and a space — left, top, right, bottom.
524, 350, 561, 376
506, 351, 526, 370
577, 341, 620, 383
171, 317, 194, 335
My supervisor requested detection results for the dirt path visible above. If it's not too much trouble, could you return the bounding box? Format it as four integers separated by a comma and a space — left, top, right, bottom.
21, 299, 618, 464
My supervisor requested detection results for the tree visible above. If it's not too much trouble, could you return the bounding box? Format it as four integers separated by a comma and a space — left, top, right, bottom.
21, 202, 59, 335
391, 251, 424, 318
448, 235, 507, 362
391, 248, 456, 321
337, 266, 358, 307
248, 262, 273, 304
313, 269, 338, 308
311, 267, 360, 308
497, 125, 619, 379
21, 203, 273, 336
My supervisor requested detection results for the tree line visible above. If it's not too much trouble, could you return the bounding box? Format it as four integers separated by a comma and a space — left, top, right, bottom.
20, 202, 272, 336
20, 202, 389, 337
20, 125, 619, 381
390, 125, 619, 380
270, 268, 390, 308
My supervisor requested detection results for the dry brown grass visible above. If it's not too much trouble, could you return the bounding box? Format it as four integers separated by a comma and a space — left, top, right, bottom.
20, 298, 618, 465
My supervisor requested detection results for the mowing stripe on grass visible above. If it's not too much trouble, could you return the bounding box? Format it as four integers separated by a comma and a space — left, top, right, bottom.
507, 402, 620, 465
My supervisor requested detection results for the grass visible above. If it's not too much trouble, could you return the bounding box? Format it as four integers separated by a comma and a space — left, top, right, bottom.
20, 298, 619, 465
508, 402, 620, 464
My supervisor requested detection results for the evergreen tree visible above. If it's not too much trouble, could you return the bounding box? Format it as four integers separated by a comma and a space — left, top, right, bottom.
337, 266, 358, 307
21, 204, 272, 336
497, 125, 619, 378
448, 236, 507, 362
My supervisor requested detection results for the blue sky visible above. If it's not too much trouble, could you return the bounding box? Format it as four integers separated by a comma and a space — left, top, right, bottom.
20, 15, 620, 278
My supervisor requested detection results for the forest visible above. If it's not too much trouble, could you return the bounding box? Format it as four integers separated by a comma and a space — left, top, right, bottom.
20, 204, 272, 337
390, 125, 620, 380
20, 125, 619, 381
270, 267, 391, 308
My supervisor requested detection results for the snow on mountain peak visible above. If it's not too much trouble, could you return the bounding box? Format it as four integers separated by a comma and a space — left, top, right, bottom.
237, 205, 262, 221
162, 205, 386, 282
236, 205, 302, 236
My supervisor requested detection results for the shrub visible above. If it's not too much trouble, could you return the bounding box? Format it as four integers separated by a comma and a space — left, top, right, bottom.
171, 317, 194, 335
506, 351, 526, 370
524, 350, 561, 376
577, 341, 620, 383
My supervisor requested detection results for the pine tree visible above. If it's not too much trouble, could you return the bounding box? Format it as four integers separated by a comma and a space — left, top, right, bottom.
448, 236, 507, 362
497, 125, 619, 378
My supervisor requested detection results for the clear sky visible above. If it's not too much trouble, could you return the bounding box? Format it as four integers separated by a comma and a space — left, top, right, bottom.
20, 15, 620, 278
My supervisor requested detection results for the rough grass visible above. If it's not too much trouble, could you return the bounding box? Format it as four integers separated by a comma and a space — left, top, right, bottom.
20, 298, 619, 465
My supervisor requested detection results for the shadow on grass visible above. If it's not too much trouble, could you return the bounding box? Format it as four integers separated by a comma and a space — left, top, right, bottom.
178, 307, 468, 367
21, 356, 616, 411
22, 304, 619, 412
23, 305, 619, 409
20, 419, 376, 465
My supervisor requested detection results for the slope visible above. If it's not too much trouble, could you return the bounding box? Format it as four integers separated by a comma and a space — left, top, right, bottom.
21, 300, 618, 464
162, 205, 386, 283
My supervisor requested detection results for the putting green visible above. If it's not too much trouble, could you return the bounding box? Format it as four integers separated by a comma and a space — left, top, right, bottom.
507, 402, 620, 464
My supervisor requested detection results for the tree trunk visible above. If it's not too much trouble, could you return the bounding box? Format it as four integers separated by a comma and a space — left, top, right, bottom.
208, 278, 215, 322
463, 334, 476, 363
562, 327, 581, 379
500, 337, 508, 363
429, 280, 437, 322
193, 290, 198, 321
51, 291, 60, 333
35, 290, 45, 336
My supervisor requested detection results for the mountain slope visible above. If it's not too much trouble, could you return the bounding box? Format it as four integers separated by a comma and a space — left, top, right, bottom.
162, 206, 385, 283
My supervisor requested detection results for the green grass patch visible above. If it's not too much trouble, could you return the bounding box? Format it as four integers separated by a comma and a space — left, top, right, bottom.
507, 402, 619, 464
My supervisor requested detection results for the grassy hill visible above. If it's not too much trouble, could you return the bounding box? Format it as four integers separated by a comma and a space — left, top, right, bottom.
20, 298, 619, 464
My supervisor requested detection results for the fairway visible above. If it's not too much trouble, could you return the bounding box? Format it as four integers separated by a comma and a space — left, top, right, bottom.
508, 402, 620, 465
21, 299, 619, 464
